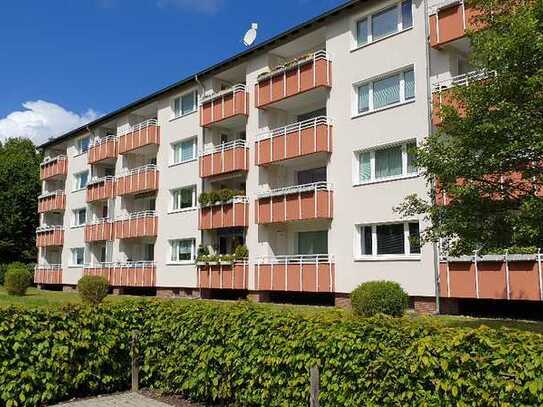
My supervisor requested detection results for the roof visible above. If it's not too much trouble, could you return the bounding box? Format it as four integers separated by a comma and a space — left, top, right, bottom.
39, 0, 363, 149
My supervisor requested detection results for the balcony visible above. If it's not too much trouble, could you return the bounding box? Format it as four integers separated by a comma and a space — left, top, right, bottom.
255, 50, 332, 109
88, 136, 117, 164
116, 165, 159, 196
255, 255, 335, 292
34, 265, 63, 285
85, 219, 114, 242
439, 254, 543, 301
199, 196, 249, 230
429, 1, 482, 49
256, 182, 333, 224
83, 262, 156, 287
197, 261, 248, 290
432, 70, 495, 125
199, 140, 249, 178
40, 155, 67, 181
114, 211, 158, 239
38, 191, 65, 213
117, 119, 160, 155
36, 226, 64, 247
200, 84, 248, 128
86, 176, 115, 203
255, 117, 333, 166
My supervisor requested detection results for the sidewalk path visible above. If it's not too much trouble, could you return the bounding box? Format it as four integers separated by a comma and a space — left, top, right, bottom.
53, 393, 172, 406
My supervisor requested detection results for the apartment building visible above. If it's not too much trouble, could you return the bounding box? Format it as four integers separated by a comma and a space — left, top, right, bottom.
36, 0, 539, 313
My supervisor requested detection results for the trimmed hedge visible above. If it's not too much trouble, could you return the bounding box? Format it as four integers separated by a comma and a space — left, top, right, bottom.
351, 280, 409, 317
4, 263, 32, 296
78, 275, 109, 305
1, 301, 543, 406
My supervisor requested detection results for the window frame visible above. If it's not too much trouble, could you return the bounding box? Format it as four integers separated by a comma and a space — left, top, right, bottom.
71, 247, 86, 266
169, 238, 196, 264
356, 220, 421, 260
351, 0, 413, 51
171, 137, 198, 166
172, 89, 198, 119
170, 185, 197, 213
76, 136, 91, 155
354, 140, 418, 186
73, 170, 89, 191
72, 208, 87, 227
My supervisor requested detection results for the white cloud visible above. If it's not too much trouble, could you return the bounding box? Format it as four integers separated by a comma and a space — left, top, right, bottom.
156, 0, 224, 14
0, 100, 99, 145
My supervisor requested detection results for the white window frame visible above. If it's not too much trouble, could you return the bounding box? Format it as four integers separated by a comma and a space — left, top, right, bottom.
351, 0, 413, 51
355, 221, 421, 261
168, 239, 196, 264
170, 137, 198, 166
171, 89, 198, 120
72, 207, 87, 227
170, 185, 197, 213
71, 247, 86, 266
354, 140, 418, 186
76, 136, 91, 156
73, 170, 89, 191
352, 66, 415, 117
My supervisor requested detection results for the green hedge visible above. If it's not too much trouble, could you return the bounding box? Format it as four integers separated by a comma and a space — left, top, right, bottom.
1, 301, 542, 406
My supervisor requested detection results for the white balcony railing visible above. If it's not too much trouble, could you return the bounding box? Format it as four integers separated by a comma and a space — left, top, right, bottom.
200, 139, 247, 156
432, 69, 496, 93
86, 217, 113, 226
200, 84, 247, 105
117, 164, 157, 178
90, 135, 117, 147
38, 190, 64, 199
256, 254, 335, 264
36, 225, 64, 233
40, 155, 66, 167
258, 181, 333, 199
35, 264, 62, 271
201, 195, 248, 208
118, 119, 158, 137
256, 116, 333, 142
84, 261, 156, 269
87, 175, 115, 186
258, 50, 332, 82
115, 210, 158, 221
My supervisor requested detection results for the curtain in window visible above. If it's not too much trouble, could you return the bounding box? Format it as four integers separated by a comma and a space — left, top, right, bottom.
404, 69, 415, 100
359, 152, 371, 181
372, 6, 398, 40
373, 74, 400, 109
358, 84, 370, 113
181, 92, 195, 115
357, 18, 368, 46
406, 141, 417, 173
181, 140, 195, 161
375, 145, 402, 179
402, 0, 413, 29
376, 224, 405, 255
298, 231, 328, 255
172, 240, 192, 261
174, 97, 181, 117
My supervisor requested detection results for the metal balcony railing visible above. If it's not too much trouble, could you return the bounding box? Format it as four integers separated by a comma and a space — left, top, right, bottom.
257, 181, 333, 199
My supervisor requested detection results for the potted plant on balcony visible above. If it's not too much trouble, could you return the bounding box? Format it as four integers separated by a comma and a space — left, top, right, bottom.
219, 254, 235, 266
198, 192, 209, 207
196, 245, 210, 266
234, 244, 249, 262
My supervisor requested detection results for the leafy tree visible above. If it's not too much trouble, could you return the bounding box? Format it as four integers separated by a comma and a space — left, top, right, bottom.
397, 0, 543, 255
0, 138, 42, 263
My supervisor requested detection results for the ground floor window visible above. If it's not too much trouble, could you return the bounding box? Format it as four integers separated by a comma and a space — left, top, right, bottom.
298, 231, 328, 255
358, 221, 420, 257
170, 239, 195, 263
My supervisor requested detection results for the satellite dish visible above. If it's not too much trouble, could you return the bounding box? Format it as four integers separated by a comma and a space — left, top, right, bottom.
243, 23, 258, 47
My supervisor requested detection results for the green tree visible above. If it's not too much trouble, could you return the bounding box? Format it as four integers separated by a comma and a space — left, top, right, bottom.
0, 138, 42, 263
397, 0, 543, 255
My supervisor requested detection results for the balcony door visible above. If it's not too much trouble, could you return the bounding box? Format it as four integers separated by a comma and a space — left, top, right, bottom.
297, 167, 326, 185
298, 231, 328, 255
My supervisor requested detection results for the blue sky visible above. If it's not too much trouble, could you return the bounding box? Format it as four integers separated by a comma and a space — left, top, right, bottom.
0, 0, 345, 144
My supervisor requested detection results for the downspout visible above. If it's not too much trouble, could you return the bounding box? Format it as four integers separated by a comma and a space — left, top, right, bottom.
423, 0, 441, 314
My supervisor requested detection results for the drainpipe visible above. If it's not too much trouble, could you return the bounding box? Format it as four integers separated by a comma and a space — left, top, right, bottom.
423, 0, 441, 314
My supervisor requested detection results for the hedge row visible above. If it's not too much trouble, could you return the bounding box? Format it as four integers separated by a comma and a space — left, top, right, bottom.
1, 300, 542, 406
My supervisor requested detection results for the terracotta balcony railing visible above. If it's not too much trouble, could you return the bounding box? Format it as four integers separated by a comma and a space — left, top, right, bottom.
440, 253, 543, 301
34, 265, 63, 285
255, 50, 332, 109
83, 262, 156, 287
199, 140, 249, 178
88, 136, 117, 164
85, 219, 114, 242
199, 196, 249, 230
86, 176, 115, 203
197, 261, 249, 290
118, 119, 160, 154
200, 84, 249, 128
255, 255, 335, 292
255, 117, 333, 166
38, 191, 65, 213
432, 70, 495, 125
40, 155, 67, 180
116, 165, 159, 196
36, 226, 64, 247
114, 211, 158, 239
256, 182, 333, 224
429, 0, 482, 48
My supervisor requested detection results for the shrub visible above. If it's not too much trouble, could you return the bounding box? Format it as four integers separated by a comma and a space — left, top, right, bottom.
0, 264, 7, 286
198, 192, 209, 206
77, 275, 109, 305
234, 244, 249, 260
218, 188, 234, 202
351, 280, 408, 317
197, 245, 209, 258
208, 191, 220, 204
4, 262, 32, 296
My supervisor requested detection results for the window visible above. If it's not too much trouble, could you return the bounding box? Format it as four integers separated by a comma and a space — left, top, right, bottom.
172, 138, 197, 164
357, 68, 415, 114
173, 90, 197, 118
77, 136, 90, 154
170, 239, 195, 263
171, 186, 196, 211
74, 171, 89, 190
357, 141, 417, 184
359, 221, 420, 257
298, 231, 328, 255
71, 247, 85, 266
297, 167, 327, 185
73, 208, 87, 226
355, 0, 413, 47
144, 244, 155, 261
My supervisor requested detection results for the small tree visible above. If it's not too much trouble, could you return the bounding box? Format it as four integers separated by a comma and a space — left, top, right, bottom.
78, 275, 109, 305
351, 281, 408, 317
4, 262, 32, 296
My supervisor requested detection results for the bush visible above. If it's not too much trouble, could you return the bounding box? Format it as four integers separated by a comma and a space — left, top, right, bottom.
197, 244, 209, 258
234, 244, 249, 260
4, 262, 32, 296
198, 192, 209, 206
0, 264, 7, 286
351, 280, 408, 317
207, 191, 220, 204
77, 275, 109, 305
218, 188, 234, 202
